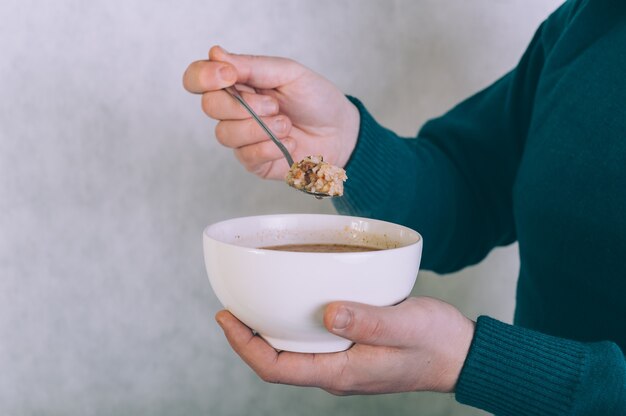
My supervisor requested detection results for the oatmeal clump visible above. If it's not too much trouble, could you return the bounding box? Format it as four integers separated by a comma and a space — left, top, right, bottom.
285, 155, 347, 196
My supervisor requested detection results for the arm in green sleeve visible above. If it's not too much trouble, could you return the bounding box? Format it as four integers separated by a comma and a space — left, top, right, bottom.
456, 316, 626, 415
334, 2, 575, 273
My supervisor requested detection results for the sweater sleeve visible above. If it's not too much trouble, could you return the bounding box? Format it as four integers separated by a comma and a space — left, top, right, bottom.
333, 2, 575, 273
455, 316, 626, 415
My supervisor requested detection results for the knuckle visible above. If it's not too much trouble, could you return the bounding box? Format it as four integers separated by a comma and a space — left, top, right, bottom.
183, 61, 202, 90
234, 149, 268, 176
198, 62, 215, 88
252, 162, 273, 178
332, 373, 354, 393
326, 353, 354, 394
234, 147, 253, 166
258, 371, 278, 384
255, 142, 273, 160
272, 116, 291, 137
246, 119, 262, 140
325, 388, 349, 397
363, 318, 386, 341
285, 58, 306, 79
214, 123, 229, 146
257, 370, 279, 384
182, 69, 191, 90
283, 57, 300, 70
244, 161, 260, 174
201, 93, 217, 117
405, 297, 420, 306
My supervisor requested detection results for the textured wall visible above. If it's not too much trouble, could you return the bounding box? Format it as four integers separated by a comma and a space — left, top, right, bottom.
0, 1, 561, 415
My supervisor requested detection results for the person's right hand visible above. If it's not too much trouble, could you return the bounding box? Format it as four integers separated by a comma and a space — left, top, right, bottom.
183, 46, 360, 180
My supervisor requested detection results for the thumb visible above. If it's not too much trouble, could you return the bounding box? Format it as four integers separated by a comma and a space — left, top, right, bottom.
209, 45, 306, 90
323, 301, 414, 347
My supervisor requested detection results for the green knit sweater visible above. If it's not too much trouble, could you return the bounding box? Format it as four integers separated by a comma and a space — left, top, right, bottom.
333, 0, 626, 414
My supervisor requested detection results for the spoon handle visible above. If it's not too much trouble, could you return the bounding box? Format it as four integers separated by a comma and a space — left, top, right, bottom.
224, 86, 295, 167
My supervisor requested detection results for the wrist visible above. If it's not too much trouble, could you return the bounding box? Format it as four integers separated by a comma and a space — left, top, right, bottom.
336, 97, 360, 169
435, 316, 476, 393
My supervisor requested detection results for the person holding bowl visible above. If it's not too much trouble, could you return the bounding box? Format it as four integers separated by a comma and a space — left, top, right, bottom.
183, 0, 626, 414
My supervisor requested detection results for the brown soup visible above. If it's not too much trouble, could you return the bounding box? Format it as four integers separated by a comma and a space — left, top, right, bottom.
261, 243, 382, 253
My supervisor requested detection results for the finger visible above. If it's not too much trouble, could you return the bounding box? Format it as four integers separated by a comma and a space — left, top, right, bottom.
215, 310, 280, 370
323, 300, 419, 348
233, 137, 295, 176
201, 90, 280, 120
209, 45, 305, 89
216, 310, 343, 388
183, 60, 237, 94
215, 115, 292, 148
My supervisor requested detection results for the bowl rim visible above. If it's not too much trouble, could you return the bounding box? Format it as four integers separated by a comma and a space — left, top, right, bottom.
203, 213, 422, 254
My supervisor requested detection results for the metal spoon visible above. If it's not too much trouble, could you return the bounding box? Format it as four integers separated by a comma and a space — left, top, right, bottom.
223, 85, 331, 199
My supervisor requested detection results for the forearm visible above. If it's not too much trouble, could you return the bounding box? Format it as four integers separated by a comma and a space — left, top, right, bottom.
334, 97, 495, 273
333, 3, 570, 272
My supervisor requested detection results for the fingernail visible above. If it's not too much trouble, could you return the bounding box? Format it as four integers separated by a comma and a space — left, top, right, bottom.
262, 98, 278, 115
219, 65, 236, 82
283, 138, 295, 151
333, 307, 352, 330
273, 117, 286, 132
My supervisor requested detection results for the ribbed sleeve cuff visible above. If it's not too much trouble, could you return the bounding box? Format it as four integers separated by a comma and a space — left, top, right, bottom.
455, 316, 586, 416
332, 96, 418, 219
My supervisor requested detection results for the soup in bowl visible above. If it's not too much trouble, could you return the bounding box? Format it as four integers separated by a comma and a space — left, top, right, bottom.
203, 214, 422, 353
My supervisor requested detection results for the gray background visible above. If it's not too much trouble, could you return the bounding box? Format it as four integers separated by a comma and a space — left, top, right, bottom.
0, 1, 561, 415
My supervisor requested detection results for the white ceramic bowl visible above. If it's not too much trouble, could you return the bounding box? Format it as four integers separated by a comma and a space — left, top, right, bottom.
203, 214, 422, 353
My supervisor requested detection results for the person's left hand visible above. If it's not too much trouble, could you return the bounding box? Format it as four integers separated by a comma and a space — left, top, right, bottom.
215, 297, 475, 395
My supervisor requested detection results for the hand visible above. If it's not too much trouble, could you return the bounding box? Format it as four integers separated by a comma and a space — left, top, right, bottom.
183, 46, 360, 179
215, 297, 475, 395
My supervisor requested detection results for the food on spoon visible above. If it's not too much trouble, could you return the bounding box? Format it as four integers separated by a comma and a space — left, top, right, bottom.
285, 155, 347, 196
